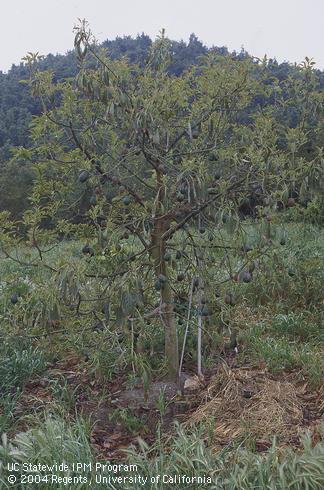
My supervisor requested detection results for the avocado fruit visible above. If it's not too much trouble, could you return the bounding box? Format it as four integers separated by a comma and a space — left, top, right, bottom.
122, 195, 131, 206
78, 170, 90, 183
10, 293, 18, 304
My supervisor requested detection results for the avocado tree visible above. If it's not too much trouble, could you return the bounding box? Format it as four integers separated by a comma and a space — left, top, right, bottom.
0, 22, 317, 382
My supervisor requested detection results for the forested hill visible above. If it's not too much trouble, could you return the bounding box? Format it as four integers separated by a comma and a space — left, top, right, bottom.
1, 33, 323, 159
0, 33, 323, 217
0, 33, 206, 159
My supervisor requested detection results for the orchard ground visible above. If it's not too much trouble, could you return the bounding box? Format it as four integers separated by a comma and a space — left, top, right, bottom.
0, 214, 323, 489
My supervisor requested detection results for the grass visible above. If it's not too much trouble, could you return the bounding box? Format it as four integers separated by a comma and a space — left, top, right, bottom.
50, 376, 81, 412
270, 313, 324, 342
0, 411, 94, 489
241, 323, 323, 387
0, 340, 46, 433
125, 423, 324, 490
0, 416, 323, 489
0, 343, 45, 397
108, 407, 147, 435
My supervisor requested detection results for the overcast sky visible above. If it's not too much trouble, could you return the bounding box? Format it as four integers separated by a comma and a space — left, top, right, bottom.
1, 0, 323, 72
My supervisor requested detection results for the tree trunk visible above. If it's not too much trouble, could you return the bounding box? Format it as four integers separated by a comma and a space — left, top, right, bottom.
197, 272, 203, 377
196, 234, 203, 377
150, 217, 179, 382
161, 280, 179, 382
197, 298, 203, 377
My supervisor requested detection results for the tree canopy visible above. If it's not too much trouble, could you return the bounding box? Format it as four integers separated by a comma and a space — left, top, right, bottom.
0, 22, 322, 381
